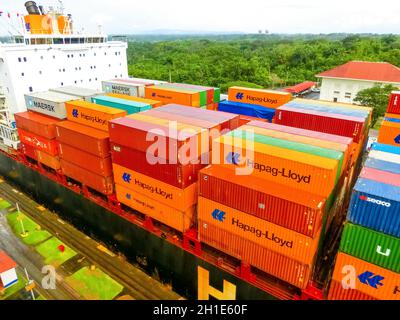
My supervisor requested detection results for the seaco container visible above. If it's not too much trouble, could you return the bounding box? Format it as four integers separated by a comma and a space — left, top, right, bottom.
364, 157, 400, 175
388, 91, 400, 114
36, 150, 61, 170
378, 121, 400, 147
327, 281, 375, 301
115, 183, 195, 233
198, 165, 325, 238
60, 159, 114, 195
65, 100, 126, 132
212, 134, 340, 197
91, 95, 152, 115
332, 252, 400, 300
59, 143, 112, 176
18, 128, 59, 156
368, 150, 400, 164
348, 177, 400, 238
340, 223, 400, 273
24, 91, 80, 119
50, 86, 104, 102
106, 93, 163, 108
371, 142, 400, 155
218, 100, 275, 122
111, 143, 206, 188
14, 111, 61, 139
145, 86, 201, 107
55, 121, 110, 157
102, 80, 144, 97
360, 167, 400, 187
113, 164, 197, 211
228, 86, 292, 109
275, 106, 365, 143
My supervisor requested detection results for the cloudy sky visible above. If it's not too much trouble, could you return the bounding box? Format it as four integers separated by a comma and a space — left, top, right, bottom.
1, 0, 400, 35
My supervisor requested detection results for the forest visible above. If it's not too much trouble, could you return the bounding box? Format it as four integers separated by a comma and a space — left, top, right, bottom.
126, 34, 400, 93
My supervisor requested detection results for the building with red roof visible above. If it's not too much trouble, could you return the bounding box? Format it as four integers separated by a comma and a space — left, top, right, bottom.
0, 251, 18, 289
316, 61, 400, 103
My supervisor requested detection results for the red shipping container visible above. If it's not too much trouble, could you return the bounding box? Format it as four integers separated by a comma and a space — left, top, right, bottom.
59, 143, 113, 176
60, 159, 114, 195
18, 128, 58, 155
388, 92, 400, 114
275, 106, 365, 143
198, 166, 325, 238
55, 121, 110, 157
238, 115, 268, 126
37, 151, 61, 170
14, 111, 61, 139
327, 281, 376, 300
111, 143, 207, 188
21, 143, 38, 160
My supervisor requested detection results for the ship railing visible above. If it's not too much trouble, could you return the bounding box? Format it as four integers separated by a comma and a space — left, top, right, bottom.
0, 123, 19, 149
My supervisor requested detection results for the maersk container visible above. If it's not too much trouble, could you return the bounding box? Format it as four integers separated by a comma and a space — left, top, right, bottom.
340, 223, 400, 273
364, 158, 400, 175
218, 100, 275, 122
369, 150, 400, 164
50, 86, 104, 102
348, 177, 400, 238
24, 91, 81, 119
102, 80, 143, 97
371, 142, 400, 155
91, 95, 151, 115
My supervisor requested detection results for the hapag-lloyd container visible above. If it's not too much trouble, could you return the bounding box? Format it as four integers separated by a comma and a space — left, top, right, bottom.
199, 166, 325, 237
14, 111, 61, 139
378, 121, 400, 147
102, 80, 144, 97
113, 163, 197, 211
388, 91, 400, 114
18, 128, 59, 155
228, 86, 292, 109
65, 100, 127, 132
368, 150, 400, 164
145, 86, 201, 107
36, 150, 61, 170
275, 106, 365, 143
348, 177, 400, 237
360, 167, 400, 187
115, 183, 195, 233
371, 142, 400, 155
332, 253, 400, 300
212, 135, 339, 197
59, 143, 113, 176
111, 143, 207, 188
340, 223, 400, 273
91, 95, 152, 115
364, 158, 400, 175
24, 91, 81, 119
106, 93, 163, 108
55, 121, 110, 157
158, 83, 207, 106
60, 159, 114, 195
327, 281, 375, 301
50, 86, 104, 102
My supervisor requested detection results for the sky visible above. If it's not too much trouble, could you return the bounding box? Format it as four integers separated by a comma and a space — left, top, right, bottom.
1, 0, 400, 35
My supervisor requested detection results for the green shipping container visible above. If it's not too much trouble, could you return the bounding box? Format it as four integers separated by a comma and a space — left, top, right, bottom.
340, 223, 400, 273
213, 88, 221, 103
91, 95, 151, 115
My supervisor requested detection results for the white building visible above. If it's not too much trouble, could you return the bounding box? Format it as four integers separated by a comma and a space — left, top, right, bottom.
316, 61, 400, 104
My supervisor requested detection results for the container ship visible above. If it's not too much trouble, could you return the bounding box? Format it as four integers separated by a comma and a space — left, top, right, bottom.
1, 2, 399, 300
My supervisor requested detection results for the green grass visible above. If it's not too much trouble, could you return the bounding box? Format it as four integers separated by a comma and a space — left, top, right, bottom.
35, 237, 77, 267
6, 212, 52, 246
0, 199, 11, 209
0, 277, 24, 300
66, 267, 123, 300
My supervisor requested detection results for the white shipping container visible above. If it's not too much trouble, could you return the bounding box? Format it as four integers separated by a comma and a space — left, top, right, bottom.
24, 91, 81, 119
102, 80, 142, 97
50, 86, 104, 102
368, 150, 400, 164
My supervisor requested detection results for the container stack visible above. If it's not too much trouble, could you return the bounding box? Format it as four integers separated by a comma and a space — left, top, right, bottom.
378, 91, 400, 147
91, 95, 152, 115
108, 104, 240, 233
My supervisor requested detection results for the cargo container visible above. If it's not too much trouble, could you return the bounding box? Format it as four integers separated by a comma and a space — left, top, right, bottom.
115, 184, 195, 233
102, 80, 145, 97
36, 150, 61, 170
369, 150, 400, 164
327, 281, 375, 301
364, 157, 400, 175
228, 87, 292, 109
21, 143, 38, 160
275, 106, 365, 143
111, 143, 206, 188
59, 143, 112, 176
370, 142, 400, 155
18, 128, 59, 156
162, 83, 219, 104
65, 100, 126, 132
126, 77, 167, 86
331, 252, 400, 300
91, 95, 152, 115
144, 86, 201, 107
388, 91, 400, 114
378, 121, 400, 147
385, 113, 400, 122
50, 86, 104, 102
60, 159, 114, 195
199, 166, 325, 237
218, 100, 275, 122
106, 93, 163, 108
158, 83, 208, 107
24, 91, 80, 119
360, 167, 400, 187
213, 135, 340, 197
14, 111, 61, 139
55, 121, 110, 157
340, 223, 400, 273
198, 216, 317, 289
348, 177, 400, 238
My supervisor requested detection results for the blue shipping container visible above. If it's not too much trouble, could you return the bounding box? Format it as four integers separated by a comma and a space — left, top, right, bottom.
218, 100, 275, 122
348, 177, 400, 238
91, 95, 151, 115
371, 142, 400, 155
364, 157, 400, 175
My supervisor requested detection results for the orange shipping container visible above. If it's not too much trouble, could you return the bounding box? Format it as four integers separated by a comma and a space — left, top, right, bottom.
113, 164, 197, 211
386, 113, 400, 120
228, 86, 292, 109
145, 86, 200, 107
106, 93, 163, 108
65, 100, 126, 131
332, 253, 400, 300
115, 184, 195, 233
198, 197, 321, 265
378, 121, 400, 147
36, 151, 61, 170
327, 280, 376, 300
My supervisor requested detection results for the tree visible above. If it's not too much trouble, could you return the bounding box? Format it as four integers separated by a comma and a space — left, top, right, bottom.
354, 84, 397, 127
